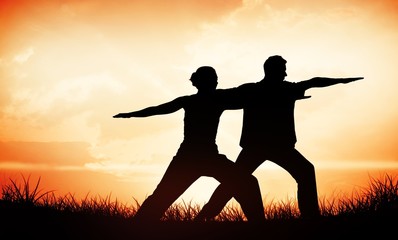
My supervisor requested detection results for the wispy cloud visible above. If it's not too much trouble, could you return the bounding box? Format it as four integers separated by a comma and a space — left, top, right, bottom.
85, 161, 165, 183
13, 47, 34, 64
0, 162, 85, 171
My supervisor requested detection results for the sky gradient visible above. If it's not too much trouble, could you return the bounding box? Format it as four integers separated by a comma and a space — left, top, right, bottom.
1, 0, 397, 205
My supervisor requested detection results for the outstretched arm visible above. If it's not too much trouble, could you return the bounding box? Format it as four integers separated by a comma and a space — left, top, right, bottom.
298, 77, 364, 91
113, 97, 184, 118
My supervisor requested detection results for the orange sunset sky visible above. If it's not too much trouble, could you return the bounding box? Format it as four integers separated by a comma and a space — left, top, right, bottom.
1, 0, 397, 206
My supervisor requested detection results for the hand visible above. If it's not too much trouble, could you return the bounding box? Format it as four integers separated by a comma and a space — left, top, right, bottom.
113, 113, 131, 118
342, 77, 364, 83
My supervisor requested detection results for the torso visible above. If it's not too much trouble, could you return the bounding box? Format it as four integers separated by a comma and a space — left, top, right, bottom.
237, 80, 305, 148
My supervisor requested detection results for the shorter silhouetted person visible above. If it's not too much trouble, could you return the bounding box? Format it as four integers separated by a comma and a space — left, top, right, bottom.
195, 55, 363, 221
113, 66, 265, 223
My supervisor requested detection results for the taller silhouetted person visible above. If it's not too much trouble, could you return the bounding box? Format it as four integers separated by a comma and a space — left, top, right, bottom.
113, 66, 265, 223
195, 55, 363, 221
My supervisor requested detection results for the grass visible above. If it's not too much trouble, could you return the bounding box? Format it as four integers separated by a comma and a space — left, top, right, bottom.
1, 173, 397, 239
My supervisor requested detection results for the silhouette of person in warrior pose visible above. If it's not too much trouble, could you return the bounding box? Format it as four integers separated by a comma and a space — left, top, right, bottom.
195, 55, 363, 221
113, 66, 265, 222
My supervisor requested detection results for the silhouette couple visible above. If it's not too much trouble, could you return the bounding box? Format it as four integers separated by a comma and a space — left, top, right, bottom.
113, 55, 363, 222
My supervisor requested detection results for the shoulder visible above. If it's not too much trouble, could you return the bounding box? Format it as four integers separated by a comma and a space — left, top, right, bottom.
175, 95, 191, 101
239, 82, 257, 89
171, 95, 192, 105
216, 83, 256, 97
231, 82, 258, 95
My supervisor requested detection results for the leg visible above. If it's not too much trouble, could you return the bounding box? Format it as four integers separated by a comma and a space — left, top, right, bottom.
134, 158, 198, 222
215, 155, 265, 222
269, 148, 320, 219
195, 148, 265, 221
232, 173, 265, 222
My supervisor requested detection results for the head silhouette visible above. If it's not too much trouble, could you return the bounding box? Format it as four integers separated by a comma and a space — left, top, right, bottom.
190, 66, 218, 91
263, 55, 287, 82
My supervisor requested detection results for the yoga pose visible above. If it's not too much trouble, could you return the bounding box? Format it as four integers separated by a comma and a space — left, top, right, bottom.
114, 66, 265, 222
196, 55, 363, 221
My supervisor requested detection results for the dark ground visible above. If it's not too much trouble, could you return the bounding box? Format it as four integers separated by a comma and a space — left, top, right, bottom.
1, 201, 396, 240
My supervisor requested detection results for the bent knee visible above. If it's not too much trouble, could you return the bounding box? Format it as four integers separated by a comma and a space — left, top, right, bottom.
246, 174, 259, 185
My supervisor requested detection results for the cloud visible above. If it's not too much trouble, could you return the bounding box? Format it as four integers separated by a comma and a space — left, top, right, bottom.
3, 72, 125, 127
13, 47, 35, 63
0, 141, 99, 165
84, 161, 165, 183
